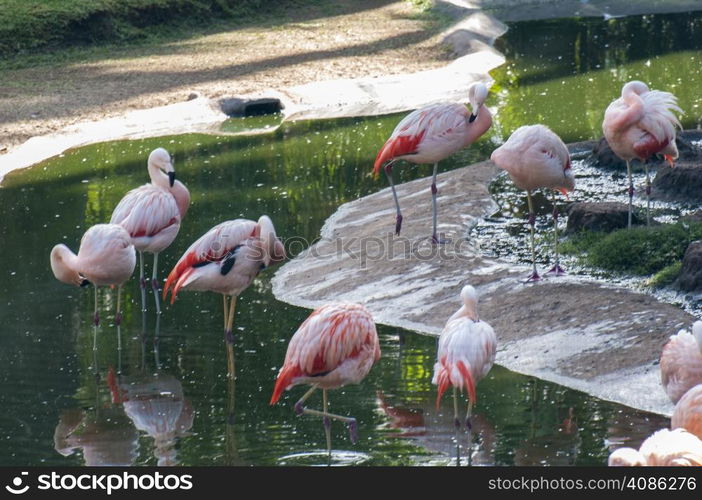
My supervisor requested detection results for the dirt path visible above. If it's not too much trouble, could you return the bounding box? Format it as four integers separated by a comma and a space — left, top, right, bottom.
0, 1, 451, 152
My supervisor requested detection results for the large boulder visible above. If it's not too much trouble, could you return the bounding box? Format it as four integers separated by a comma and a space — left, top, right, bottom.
566, 202, 645, 233
653, 164, 702, 203
675, 241, 702, 293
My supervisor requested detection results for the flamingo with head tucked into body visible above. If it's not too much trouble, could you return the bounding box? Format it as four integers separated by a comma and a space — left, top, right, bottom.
373, 82, 492, 243
111, 148, 190, 315
602, 80, 682, 228
50, 223, 136, 350
660, 321, 702, 405
490, 124, 575, 282
162, 216, 285, 379
270, 302, 380, 454
433, 285, 496, 430
672, 384, 702, 441
608, 428, 702, 466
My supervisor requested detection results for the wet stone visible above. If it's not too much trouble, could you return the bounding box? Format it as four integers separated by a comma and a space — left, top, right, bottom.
565, 201, 645, 233
675, 241, 702, 293
653, 163, 702, 203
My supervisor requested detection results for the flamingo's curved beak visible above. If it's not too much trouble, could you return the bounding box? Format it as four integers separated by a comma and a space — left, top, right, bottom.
168, 171, 176, 187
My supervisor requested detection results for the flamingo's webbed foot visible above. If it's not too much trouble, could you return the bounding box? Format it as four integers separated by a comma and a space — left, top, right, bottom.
526, 271, 541, 283
224, 329, 234, 345
395, 214, 403, 236
465, 417, 472, 431
546, 264, 566, 276
454, 417, 461, 430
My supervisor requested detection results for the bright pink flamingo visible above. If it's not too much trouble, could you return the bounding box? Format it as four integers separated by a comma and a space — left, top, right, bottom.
602, 80, 682, 227
163, 216, 285, 378
50, 223, 136, 349
672, 384, 702, 441
110, 148, 190, 315
270, 303, 380, 452
661, 321, 702, 404
490, 124, 574, 281
373, 82, 492, 243
433, 285, 496, 430
608, 428, 702, 466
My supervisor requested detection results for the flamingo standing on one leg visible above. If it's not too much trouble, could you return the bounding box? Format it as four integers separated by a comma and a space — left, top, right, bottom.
602, 80, 683, 228
373, 82, 493, 243
110, 148, 190, 315
50, 224, 136, 353
608, 428, 702, 466
270, 303, 380, 454
162, 216, 285, 379
490, 124, 575, 282
660, 321, 702, 404
433, 285, 496, 431
672, 384, 702, 441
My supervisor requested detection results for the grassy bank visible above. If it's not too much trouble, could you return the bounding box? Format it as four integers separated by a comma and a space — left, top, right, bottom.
0, 0, 323, 57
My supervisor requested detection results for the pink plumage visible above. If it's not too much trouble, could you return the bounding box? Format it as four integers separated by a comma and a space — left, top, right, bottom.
270, 303, 380, 405
602, 80, 682, 164
672, 384, 702, 441
608, 428, 702, 466
660, 321, 702, 404
432, 285, 496, 410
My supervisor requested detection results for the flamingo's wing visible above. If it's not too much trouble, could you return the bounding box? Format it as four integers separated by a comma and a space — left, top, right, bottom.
373, 103, 469, 174
110, 185, 180, 238
163, 219, 258, 302
660, 330, 702, 403
639, 89, 683, 144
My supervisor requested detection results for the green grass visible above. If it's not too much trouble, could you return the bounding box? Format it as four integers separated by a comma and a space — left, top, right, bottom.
562, 222, 702, 277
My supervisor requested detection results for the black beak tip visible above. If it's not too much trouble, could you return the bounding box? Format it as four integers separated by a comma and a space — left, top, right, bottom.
168, 171, 176, 187
80, 279, 91, 287
469, 113, 477, 123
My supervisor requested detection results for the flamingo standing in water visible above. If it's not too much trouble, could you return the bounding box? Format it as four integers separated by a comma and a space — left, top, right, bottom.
608, 428, 702, 466
660, 321, 702, 404
433, 285, 496, 430
672, 384, 702, 441
270, 303, 380, 453
490, 124, 575, 282
602, 80, 682, 228
111, 148, 190, 315
50, 224, 136, 350
373, 82, 492, 243
163, 216, 285, 379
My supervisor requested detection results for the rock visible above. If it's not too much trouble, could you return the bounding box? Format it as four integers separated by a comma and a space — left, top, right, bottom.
566, 202, 645, 233
653, 163, 702, 203
219, 97, 283, 117
675, 241, 702, 292
681, 211, 702, 224
591, 137, 626, 169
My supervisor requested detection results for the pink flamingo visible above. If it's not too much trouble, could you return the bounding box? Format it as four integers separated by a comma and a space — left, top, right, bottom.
373, 82, 492, 243
490, 124, 575, 281
110, 148, 190, 315
660, 321, 702, 404
50, 223, 136, 349
672, 384, 702, 441
270, 303, 380, 453
608, 428, 702, 466
162, 216, 285, 378
433, 285, 496, 430
602, 80, 682, 227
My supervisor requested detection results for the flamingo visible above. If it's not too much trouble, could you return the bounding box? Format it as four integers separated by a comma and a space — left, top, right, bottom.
608, 428, 702, 466
490, 124, 575, 282
50, 223, 136, 351
660, 321, 702, 404
672, 384, 702, 441
162, 216, 285, 379
373, 82, 492, 243
433, 285, 496, 430
270, 303, 380, 453
602, 80, 683, 228
110, 148, 190, 315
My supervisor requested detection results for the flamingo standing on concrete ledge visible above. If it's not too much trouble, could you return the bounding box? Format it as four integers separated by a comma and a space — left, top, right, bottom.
490, 124, 575, 282
163, 216, 285, 379
270, 303, 380, 454
433, 285, 496, 430
373, 82, 492, 243
660, 321, 702, 404
602, 80, 682, 228
111, 148, 190, 315
50, 224, 136, 352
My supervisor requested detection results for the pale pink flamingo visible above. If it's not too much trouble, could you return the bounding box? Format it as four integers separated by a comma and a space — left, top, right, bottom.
373, 82, 492, 243
490, 124, 574, 281
672, 384, 702, 441
660, 321, 702, 404
270, 303, 380, 453
602, 80, 682, 227
50, 223, 136, 351
608, 428, 702, 466
162, 216, 285, 378
110, 148, 190, 315
433, 285, 496, 430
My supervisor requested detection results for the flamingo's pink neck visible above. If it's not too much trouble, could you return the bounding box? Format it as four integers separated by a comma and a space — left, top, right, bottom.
50, 244, 82, 286
148, 161, 171, 190
622, 81, 648, 106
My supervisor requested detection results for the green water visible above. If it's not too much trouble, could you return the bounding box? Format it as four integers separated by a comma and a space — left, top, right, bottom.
3, 10, 700, 466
